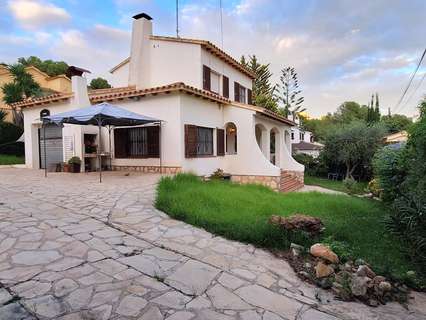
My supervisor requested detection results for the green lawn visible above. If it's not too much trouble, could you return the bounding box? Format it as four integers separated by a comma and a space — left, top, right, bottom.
156, 174, 423, 287
0, 154, 24, 165
304, 175, 368, 194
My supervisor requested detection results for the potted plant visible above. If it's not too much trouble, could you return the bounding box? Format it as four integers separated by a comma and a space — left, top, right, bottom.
68, 156, 82, 173
62, 162, 70, 173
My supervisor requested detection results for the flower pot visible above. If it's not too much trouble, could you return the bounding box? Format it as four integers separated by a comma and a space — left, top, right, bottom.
71, 163, 81, 173
63, 164, 70, 173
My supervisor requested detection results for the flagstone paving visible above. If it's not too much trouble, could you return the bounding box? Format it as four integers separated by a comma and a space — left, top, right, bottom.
0, 168, 424, 320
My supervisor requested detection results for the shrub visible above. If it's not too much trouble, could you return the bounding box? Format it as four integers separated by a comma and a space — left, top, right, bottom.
0, 122, 23, 145
293, 153, 328, 177
367, 178, 381, 197
68, 156, 81, 165
0, 141, 24, 156
372, 145, 405, 202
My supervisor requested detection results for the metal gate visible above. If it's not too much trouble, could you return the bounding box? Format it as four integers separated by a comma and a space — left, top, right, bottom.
39, 124, 63, 169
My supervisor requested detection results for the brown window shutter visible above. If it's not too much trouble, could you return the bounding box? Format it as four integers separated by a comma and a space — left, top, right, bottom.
234, 82, 240, 102
247, 89, 253, 105
147, 126, 160, 157
185, 124, 198, 158
203, 65, 211, 91
216, 128, 225, 156
114, 128, 128, 158
222, 76, 229, 98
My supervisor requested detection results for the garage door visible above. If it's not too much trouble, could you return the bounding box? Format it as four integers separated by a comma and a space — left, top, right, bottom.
39, 124, 63, 169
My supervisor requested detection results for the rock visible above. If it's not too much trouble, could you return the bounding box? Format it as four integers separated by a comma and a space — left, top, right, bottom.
290, 243, 304, 257
298, 271, 311, 279
356, 265, 376, 278
310, 244, 339, 264
372, 275, 386, 284
351, 276, 370, 297
378, 281, 392, 292
269, 214, 324, 235
367, 299, 379, 307
355, 258, 365, 266
315, 261, 334, 278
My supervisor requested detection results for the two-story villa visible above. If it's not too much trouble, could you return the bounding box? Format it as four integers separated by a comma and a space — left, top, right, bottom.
15, 13, 304, 192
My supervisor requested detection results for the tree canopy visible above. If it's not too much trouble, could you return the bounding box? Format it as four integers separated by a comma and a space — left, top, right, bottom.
322, 121, 386, 179
276, 67, 305, 120
89, 77, 112, 90
18, 56, 69, 77
240, 55, 278, 111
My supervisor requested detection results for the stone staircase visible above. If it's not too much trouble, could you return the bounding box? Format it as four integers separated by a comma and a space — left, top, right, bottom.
280, 170, 304, 192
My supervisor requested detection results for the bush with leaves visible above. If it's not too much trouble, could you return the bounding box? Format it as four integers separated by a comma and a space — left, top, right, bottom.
323, 121, 386, 179
292, 153, 328, 177
383, 99, 426, 272
0, 121, 23, 145
372, 145, 406, 202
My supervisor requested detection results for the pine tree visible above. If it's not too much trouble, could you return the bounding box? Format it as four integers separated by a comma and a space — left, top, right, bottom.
276, 66, 305, 119
241, 55, 278, 111
374, 92, 380, 121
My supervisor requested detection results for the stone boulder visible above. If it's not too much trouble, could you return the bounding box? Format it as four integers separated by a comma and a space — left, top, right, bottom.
310, 243, 339, 264
315, 261, 334, 278
269, 214, 324, 235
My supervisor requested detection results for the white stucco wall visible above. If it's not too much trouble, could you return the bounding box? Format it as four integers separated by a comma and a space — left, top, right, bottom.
200, 48, 253, 97
110, 62, 129, 88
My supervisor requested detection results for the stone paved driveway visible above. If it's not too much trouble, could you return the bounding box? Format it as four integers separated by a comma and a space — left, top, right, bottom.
0, 168, 424, 320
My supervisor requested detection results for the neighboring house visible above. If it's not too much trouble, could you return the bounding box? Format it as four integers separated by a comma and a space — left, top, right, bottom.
13, 13, 304, 192
290, 115, 323, 158
0, 64, 71, 122
384, 131, 408, 144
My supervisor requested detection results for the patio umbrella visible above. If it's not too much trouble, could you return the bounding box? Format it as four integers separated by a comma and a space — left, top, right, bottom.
45, 102, 162, 182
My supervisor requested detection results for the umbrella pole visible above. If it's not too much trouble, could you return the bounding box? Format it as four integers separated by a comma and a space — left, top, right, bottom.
108, 126, 112, 171
98, 117, 102, 183
159, 122, 162, 174
43, 121, 47, 178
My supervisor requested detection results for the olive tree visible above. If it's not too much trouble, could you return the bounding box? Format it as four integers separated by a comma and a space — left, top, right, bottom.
323, 121, 386, 179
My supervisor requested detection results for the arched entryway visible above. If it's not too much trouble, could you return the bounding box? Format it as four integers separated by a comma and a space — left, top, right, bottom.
225, 122, 237, 154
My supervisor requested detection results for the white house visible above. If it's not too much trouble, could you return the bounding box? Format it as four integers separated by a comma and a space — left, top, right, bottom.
290, 115, 323, 158
15, 13, 304, 192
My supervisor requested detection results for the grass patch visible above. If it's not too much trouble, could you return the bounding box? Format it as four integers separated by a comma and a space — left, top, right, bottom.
304, 175, 368, 194
0, 154, 24, 165
156, 174, 423, 287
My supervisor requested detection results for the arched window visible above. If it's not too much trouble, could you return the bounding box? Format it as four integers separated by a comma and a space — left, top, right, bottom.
40, 109, 50, 119
225, 122, 237, 154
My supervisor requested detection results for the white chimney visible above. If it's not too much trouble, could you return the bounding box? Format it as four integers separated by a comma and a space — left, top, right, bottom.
129, 13, 153, 89
71, 76, 90, 107
67, 66, 91, 108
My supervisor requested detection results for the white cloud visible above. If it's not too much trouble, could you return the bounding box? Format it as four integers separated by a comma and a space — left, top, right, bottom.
8, 0, 70, 30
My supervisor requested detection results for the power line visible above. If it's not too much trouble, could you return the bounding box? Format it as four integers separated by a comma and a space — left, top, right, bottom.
393, 47, 426, 113
219, 0, 224, 50
399, 71, 426, 113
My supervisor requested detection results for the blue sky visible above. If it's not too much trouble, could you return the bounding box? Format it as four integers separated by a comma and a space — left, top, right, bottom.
1, 0, 425, 117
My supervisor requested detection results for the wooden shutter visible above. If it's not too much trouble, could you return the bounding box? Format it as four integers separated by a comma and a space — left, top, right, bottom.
217, 128, 225, 156
147, 126, 160, 157
203, 65, 211, 91
114, 128, 128, 158
247, 89, 253, 105
185, 124, 198, 158
234, 82, 240, 102
223, 76, 229, 98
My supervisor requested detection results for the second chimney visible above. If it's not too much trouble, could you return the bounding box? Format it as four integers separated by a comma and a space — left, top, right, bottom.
128, 13, 153, 89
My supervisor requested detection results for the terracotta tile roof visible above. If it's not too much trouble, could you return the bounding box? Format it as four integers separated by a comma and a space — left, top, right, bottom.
257, 108, 297, 126
8, 92, 74, 108
292, 141, 324, 151
110, 36, 255, 79
88, 82, 231, 104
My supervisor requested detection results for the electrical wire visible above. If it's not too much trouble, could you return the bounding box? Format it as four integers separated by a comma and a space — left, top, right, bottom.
399, 71, 426, 113
393, 47, 426, 113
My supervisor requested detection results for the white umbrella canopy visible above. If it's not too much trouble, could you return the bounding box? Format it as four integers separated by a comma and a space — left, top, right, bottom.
43, 102, 162, 182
